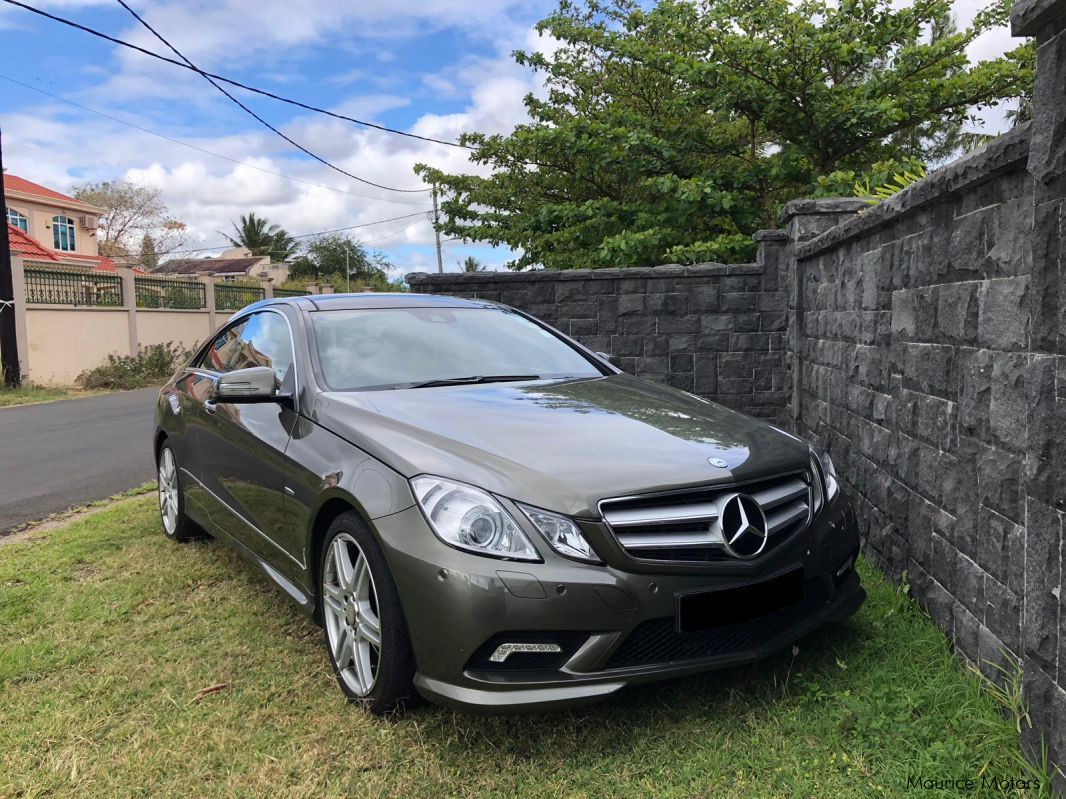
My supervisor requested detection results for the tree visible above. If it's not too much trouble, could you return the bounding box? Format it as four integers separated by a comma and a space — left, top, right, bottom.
224, 212, 298, 261
72, 178, 187, 259
461, 256, 486, 272
288, 233, 394, 291
416, 0, 1033, 270
138, 233, 159, 270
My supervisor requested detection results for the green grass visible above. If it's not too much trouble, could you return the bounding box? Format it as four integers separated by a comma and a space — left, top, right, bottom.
0, 384, 104, 407
0, 497, 1055, 798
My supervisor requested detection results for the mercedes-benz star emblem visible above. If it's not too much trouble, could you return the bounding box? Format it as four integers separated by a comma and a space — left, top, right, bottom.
708, 457, 728, 468
719, 493, 768, 559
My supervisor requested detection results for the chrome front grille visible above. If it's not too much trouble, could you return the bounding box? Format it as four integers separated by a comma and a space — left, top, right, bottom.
600, 471, 812, 563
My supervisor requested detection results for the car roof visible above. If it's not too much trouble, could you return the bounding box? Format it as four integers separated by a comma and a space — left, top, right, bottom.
239, 292, 503, 315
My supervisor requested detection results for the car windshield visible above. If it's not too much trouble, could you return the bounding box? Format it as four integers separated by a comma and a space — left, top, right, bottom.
310, 307, 604, 390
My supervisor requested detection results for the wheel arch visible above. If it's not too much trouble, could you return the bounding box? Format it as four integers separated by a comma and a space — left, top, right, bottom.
307, 491, 378, 623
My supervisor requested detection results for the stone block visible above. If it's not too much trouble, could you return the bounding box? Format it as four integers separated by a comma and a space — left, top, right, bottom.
610, 335, 643, 357
701, 314, 734, 332
617, 294, 644, 316
1023, 497, 1062, 669
1030, 199, 1062, 352
1026, 355, 1064, 508
622, 316, 655, 335
989, 352, 1030, 450
658, 315, 700, 334
958, 348, 993, 438
690, 284, 720, 312
936, 282, 979, 344
669, 353, 694, 374
693, 354, 718, 394
643, 335, 669, 357
976, 443, 1025, 523
977, 276, 1030, 350
721, 293, 758, 312
570, 318, 598, 337
635, 356, 669, 376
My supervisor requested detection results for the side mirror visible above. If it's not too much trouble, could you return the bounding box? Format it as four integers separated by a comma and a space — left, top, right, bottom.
214, 366, 290, 405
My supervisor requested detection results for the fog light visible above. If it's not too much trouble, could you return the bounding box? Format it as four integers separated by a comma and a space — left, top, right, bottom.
488, 642, 563, 663
835, 556, 855, 578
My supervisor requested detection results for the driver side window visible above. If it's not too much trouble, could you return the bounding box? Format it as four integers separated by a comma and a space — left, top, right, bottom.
198, 320, 248, 373
197, 312, 294, 384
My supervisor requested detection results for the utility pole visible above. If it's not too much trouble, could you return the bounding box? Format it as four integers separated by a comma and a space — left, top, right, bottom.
431, 185, 443, 274
345, 249, 350, 293
0, 127, 21, 388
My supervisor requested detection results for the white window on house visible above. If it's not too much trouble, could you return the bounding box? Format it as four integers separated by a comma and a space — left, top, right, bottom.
222, 275, 240, 282
52, 215, 76, 251
6, 208, 28, 232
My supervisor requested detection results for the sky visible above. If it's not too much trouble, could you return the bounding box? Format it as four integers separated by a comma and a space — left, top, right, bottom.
0, 0, 1024, 281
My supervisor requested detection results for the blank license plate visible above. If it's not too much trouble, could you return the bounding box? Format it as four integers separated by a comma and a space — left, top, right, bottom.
677, 568, 805, 634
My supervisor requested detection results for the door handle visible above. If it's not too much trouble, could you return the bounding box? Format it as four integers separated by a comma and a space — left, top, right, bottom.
204, 399, 217, 415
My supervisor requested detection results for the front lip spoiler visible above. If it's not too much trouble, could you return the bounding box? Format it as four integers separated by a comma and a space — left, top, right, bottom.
412, 573, 866, 714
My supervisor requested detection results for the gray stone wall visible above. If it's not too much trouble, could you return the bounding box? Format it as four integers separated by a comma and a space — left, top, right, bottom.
787, 123, 1065, 790
407, 261, 792, 421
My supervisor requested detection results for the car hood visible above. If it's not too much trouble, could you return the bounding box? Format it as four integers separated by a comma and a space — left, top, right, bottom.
312, 373, 810, 518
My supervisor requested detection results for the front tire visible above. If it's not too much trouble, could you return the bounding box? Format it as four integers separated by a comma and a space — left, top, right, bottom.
156, 444, 197, 542
320, 511, 417, 714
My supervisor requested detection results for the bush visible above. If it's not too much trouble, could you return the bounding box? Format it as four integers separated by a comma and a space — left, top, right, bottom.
77, 342, 191, 390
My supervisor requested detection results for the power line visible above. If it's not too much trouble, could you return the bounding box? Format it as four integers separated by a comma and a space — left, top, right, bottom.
0, 0, 473, 152
0, 73, 430, 207
165, 211, 432, 255
112, 0, 428, 195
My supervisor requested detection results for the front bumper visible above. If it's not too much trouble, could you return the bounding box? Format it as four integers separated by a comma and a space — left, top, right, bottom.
374, 491, 864, 712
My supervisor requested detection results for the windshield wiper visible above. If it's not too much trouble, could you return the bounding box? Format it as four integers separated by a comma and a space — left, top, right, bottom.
405, 374, 542, 389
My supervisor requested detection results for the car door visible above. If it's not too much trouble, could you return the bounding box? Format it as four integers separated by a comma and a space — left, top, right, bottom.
193, 310, 302, 580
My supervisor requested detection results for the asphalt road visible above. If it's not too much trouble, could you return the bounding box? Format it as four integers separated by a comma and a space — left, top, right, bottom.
0, 387, 159, 531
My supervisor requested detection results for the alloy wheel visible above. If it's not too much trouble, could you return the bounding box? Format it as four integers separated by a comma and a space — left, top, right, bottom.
323, 532, 383, 696
158, 448, 179, 536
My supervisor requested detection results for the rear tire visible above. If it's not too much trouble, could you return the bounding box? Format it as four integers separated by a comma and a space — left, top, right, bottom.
319, 511, 418, 714
156, 444, 197, 543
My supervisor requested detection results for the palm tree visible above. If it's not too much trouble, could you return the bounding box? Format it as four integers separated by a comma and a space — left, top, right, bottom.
223, 212, 297, 261
461, 256, 486, 273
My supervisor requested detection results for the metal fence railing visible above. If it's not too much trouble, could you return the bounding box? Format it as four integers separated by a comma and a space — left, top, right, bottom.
273, 287, 310, 297
215, 283, 266, 310
25, 266, 123, 307
134, 275, 206, 309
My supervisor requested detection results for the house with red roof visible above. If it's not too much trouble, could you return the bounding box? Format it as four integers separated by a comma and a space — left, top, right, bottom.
3, 172, 122, 272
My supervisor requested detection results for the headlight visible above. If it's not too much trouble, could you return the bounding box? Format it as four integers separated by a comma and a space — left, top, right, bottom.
517, 503, 601, 564
809, 448, 839, 516
818, 450, 839, 501
410, 476, 539, 561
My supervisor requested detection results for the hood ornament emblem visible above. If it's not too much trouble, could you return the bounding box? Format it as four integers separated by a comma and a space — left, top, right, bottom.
708, 457, 728, 468
719, 493, 769, 559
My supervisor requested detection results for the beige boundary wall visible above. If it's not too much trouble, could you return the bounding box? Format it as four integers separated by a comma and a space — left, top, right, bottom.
8, 257, 329, 386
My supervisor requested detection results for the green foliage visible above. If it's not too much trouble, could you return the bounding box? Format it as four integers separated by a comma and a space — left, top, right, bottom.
417, 0, 1034, 270
854, 164, 928, 204
461, 256, 486, 273
138, 233, 159, 270
76, 342, 190, 390
224, 212, 298, 261
815, 158, 928, 203
288, 233, 401, 291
